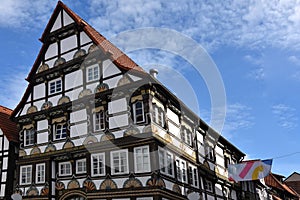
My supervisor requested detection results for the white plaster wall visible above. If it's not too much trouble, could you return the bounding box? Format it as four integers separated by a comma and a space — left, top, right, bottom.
112, 130, 123, 139
34, 100, 44, 111
167, 108, 179, 125
108, 98, 127, 114
49, 95, 61, 107
37, 120, 48, 131
86, 82, 98, 93
103, 59, 121, 78
33, 84, 45, 100
103, 75, 121, 89
152, 98, 164, 108
1, 172, 6, 182
63, 49, 77, 62
215, 184, 223, 195
37, 132, 48, 144
51, 12, 61, 32
113, 178, 127, 188
21, 103, 31, 116
54, 142, 64, 151
80, 32, 92, 45
168, 122, 180, 138
70, 109, 87, 123
0, 184, 4, 197
63, 10, 73, 26
65, 70, 83, 90
3, 136, 8, 150
70, 123, 88, 138
65, 87, 82, 101
128, 74, 141, 82
45, 58, 55, 69
45, 43, 58, 60
109, 114, 128, 129
207, 195, 215, 200
231, 190, 237, 199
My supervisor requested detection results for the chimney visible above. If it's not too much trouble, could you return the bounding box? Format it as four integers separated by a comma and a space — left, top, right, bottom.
149, 69, 158, 78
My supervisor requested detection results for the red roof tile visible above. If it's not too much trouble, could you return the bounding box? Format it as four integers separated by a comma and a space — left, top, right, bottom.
0, 106, 18, 142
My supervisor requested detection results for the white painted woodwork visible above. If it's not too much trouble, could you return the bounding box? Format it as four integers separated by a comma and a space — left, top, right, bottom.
80, 32, 92, 45
37, 120, 48, 131
103, 59, 121, 78
62, 10, 74, 26
37, 132, 48, 144
167, 108, 179, 125
70, 109, 87, 123
45, 43, 58, 60
70, 123, 88, 138
33, 84, 45, 100
103, 75, 121, 89
65, 70, 83, 90
109, 114, 128, 129
51, 12, 62, 32
108, 98, 127, 114
65, 87, 82, 101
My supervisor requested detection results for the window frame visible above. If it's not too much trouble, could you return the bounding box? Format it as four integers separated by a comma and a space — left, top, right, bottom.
188, 164, 199, 187
54, 123, 67, 140
93, 111, 105, 131
58, 161, 72, 176
76, 159, 87, 174
181, 127, 193, 146
153, 105, 165, 127
205, 144, 215, 161
49, 78, 62, 95
158, 147, 174, 177
110, 149, 129, 175
24, 129, 35, 146
20, 165, 32, 185
175, 157, 187, 183
133, 101, 145, 124
86, 64, 100, 82
91, 153, 105, 176
204, 180, 213, 192
36, 163, 46, 184
134, 145, 151, 173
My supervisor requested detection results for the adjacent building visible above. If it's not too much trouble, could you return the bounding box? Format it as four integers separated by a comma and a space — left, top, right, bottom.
0, 106, 18, 199
10, 1, 264, 200
285, 172, 300, 198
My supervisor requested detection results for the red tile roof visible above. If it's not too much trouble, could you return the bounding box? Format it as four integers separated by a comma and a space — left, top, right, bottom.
0, 106, 18, 142
265, 173, 299, 197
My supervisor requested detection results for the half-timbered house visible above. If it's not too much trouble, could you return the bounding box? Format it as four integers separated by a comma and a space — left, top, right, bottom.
12, 1, 248, 200
0, 106, 18, 199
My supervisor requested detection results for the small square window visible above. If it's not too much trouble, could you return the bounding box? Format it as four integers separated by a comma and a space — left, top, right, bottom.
49, 79, 62, 94
76, 159, 86, 174
87, 64, 99, 82
54, 123, 67, 140
59, 162, 72, 176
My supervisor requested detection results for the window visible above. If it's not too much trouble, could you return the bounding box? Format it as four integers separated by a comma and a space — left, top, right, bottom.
59, 162, 72, 176
181, 128, 192, 146
54, 123, 67, 140
76, 159, 86, 174
134, 146, 150, 173
111, 150, 128, 175
224, 156, 230, 169
20, 165, 32, 185
87, 64, 99, 82
93, 111, 105, 131
176, 157, 187, 183
49, 79, 62, 94
188, 164, 198, 187
91, 153, 105, 176
204, 180, 213, 192
158, 147, 174, 177
133, 101, 144, 123
205, 144, 215, 161
153, 105, 164, 127
36, 163, 45, 183
24, 129, 35, 146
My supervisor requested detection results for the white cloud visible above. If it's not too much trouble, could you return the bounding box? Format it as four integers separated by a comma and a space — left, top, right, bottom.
288, 55, 300, 66
87, 0, 300, 51
272, 104, 298, 129
0, 0, 54, 29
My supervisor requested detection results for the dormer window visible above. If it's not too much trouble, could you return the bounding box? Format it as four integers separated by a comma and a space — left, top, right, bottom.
49, 78, 62, 94
133, 101, 145, 123
87, 64, 99, 82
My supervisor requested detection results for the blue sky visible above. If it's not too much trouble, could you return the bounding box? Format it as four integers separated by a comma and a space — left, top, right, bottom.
0, 0, 299, 177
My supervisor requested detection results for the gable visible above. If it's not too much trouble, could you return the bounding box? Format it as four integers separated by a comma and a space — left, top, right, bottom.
285, 172, 300, 182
